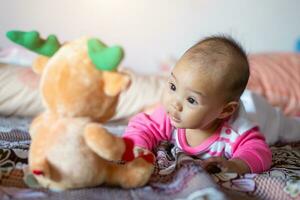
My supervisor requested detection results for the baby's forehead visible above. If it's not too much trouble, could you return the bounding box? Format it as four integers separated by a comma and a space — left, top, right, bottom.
186, 48, 231, 67
170, 64, 227, 98
173, 56, 235, 88
172, 61, 221, 85
175, 54, 231, 77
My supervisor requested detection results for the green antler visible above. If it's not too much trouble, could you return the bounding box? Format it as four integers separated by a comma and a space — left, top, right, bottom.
88, 38, 124, 71
6, 30, 61, 57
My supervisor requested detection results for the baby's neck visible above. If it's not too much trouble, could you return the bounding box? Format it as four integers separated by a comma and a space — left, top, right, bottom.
185, 129, 214, 147
185, 121, 221, 147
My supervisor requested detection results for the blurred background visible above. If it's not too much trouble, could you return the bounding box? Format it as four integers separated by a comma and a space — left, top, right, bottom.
1, 0, 300, 73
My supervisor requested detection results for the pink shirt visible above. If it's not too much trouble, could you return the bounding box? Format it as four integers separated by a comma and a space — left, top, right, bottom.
123, 106, 272, 173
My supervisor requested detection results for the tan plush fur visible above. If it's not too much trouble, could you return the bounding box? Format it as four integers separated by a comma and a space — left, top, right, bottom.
28, 37, 154, 190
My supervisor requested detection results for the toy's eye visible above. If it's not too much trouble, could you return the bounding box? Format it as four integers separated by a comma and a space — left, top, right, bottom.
169, 83, 176, 91
187, 97, 198, 105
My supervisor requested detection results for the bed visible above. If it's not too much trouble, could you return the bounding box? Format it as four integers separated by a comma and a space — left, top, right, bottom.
0, 117, 300, 200
1, 48, 300, 200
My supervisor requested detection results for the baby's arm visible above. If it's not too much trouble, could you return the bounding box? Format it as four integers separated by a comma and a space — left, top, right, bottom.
230, 127, 272, 173
202, 128, 272, 174
201, 157, 250, 174
123, 106, 172, 153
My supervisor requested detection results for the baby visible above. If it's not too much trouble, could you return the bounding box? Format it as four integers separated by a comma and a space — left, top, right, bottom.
123, 35, 272, 174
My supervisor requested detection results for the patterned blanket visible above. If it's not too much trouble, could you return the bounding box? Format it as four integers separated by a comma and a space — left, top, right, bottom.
0, 116, 300, 200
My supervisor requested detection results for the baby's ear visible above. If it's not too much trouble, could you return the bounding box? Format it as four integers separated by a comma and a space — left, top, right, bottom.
218, 101, 239, 119
32, 56, 49, 74
102, 71, 131, 96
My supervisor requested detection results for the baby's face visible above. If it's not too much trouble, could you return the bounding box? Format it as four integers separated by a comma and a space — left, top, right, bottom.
162, 59, 227, 130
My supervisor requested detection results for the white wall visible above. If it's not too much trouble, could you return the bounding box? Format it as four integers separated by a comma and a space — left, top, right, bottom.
1, 0, 300, 73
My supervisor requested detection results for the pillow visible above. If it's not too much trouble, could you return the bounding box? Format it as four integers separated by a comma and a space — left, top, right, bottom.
0, 64, 166, 120
247, 53, 300, 116
0, 63, 43, 117
0, 46, 36, 66
111, 68, 166, 121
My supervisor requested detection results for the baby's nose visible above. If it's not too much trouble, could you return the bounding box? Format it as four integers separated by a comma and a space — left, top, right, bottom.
171, 101, 183, 112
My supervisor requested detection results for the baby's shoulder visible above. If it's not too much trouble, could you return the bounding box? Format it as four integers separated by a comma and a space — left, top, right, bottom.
219, 110, 258, 142
227, 102, 258, 133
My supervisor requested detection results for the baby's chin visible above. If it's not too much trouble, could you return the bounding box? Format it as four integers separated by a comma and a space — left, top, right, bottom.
170, 120, 186, 129
170, 120, 200, 130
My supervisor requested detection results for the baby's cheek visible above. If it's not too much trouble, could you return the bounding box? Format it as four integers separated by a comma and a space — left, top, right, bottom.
184, 111, 205, 127
184, 114, 197, 126
161, 92, 171, 108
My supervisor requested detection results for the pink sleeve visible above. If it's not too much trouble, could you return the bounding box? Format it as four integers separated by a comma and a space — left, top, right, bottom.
231, 128, 272, 173
123, 106, 173, 150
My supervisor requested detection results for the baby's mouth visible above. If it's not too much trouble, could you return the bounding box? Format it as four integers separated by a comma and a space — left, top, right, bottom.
170, 114, 181, 123
167, 110, 181, 123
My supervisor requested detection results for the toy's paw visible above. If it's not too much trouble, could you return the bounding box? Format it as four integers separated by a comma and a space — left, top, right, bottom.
139, 153, 155, 164
30, 159, 51, 179
122, 157, 155, 188
32, 169, 44, 176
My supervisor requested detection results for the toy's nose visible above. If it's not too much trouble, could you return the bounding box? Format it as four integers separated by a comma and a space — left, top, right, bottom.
32, 170, 44, 176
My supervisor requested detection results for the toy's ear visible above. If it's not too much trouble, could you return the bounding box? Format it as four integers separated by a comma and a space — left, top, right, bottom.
32, 56, 49, 74
102, 71, 131, 96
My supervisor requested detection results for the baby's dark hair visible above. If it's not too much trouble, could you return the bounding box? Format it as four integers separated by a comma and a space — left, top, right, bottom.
182, 35, 249, 102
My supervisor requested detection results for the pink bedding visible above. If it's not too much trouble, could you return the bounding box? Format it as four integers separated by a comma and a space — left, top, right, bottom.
248, 53, 300, 116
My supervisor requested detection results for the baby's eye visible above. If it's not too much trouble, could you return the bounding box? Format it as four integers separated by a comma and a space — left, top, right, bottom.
187, 97, 198, 105
169, 83, 176, 91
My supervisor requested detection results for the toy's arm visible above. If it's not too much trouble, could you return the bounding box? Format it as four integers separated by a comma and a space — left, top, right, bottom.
83, 123, 134, 161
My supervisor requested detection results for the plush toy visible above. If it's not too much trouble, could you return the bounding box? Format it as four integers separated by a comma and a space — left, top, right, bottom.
6, 30, 155, 190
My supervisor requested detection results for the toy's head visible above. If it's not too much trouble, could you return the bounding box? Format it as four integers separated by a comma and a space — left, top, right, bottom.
7, 31, 130, 121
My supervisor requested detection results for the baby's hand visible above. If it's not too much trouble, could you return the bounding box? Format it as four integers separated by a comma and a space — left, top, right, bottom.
201, 157, 250, 174
133, 146, 150, 157
133, 146, 156, 164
